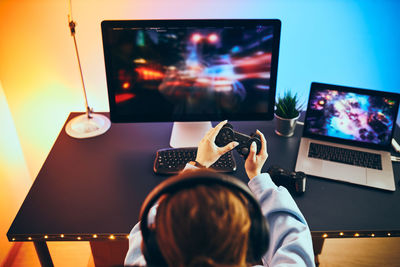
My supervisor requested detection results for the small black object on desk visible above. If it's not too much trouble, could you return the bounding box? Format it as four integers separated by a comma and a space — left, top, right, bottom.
268, 165, 307, 195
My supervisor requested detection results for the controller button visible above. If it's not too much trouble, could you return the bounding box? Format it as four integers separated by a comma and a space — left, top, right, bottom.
241, 147, 249, 155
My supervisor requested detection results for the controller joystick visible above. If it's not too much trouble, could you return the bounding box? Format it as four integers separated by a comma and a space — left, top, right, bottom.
215, 124, 261, 158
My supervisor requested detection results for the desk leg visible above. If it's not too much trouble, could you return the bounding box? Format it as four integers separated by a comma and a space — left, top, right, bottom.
312, 237, 325, 266
90, 240, 129, 266
34, 241, 54, 267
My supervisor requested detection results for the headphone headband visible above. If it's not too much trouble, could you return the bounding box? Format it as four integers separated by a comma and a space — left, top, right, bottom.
139, 169, 269, 266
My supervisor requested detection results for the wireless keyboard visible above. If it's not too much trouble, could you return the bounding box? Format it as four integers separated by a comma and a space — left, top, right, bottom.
154, 147, 237, 174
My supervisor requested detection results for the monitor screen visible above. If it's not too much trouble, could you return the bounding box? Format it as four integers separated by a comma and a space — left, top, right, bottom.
101, 19, 281, 122
304, 83, 400, 148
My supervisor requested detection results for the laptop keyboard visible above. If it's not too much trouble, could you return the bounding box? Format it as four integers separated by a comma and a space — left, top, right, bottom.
308, 142, 382, 170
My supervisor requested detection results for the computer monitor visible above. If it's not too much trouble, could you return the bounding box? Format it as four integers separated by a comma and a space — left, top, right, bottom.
101, 19, 281, 147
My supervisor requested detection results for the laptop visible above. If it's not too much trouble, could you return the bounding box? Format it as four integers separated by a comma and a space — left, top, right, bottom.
295, 82, 400, 191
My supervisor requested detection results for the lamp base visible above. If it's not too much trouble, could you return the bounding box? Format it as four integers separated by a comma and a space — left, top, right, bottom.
65, 113, 111, 139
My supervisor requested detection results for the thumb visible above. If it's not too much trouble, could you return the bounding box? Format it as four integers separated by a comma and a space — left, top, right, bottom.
247, 142, 257, 162
220, 141, 239, 155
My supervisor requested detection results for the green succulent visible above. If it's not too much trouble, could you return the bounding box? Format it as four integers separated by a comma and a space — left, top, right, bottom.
275, 90, 303, 119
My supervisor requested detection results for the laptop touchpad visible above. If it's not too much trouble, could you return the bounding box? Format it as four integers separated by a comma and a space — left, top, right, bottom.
322, 161, 367, 184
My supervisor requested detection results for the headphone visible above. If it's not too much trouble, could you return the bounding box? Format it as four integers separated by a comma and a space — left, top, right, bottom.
139, 169, 270, 266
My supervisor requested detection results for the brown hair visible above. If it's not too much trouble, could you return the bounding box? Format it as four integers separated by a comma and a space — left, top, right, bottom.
155, 183, 251, 267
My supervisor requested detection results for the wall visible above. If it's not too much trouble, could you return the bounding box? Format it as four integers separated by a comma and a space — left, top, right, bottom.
0, 81, 32, 263
0, 0, 399, 262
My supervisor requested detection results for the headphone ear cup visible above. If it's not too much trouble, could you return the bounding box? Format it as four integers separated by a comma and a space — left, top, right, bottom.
246, 205, 270, 263
142, 228, 168, 267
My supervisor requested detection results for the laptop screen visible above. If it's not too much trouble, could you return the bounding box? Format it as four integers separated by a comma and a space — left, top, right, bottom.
304, 83, 400, 149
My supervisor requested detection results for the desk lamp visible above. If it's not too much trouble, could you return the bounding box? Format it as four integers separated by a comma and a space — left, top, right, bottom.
65, 1, 110, 138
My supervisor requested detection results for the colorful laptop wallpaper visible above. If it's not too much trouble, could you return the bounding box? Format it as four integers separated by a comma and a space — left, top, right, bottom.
305, 89, 398, 146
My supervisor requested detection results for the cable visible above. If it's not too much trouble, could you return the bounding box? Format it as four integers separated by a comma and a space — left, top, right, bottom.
392, 139, 400, 153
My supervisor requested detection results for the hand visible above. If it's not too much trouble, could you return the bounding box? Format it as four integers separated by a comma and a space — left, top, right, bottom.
245, 130, 268, 179
195, 120, 239, 168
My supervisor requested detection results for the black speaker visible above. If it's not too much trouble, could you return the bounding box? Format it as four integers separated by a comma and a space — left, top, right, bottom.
139, 169, 270, 266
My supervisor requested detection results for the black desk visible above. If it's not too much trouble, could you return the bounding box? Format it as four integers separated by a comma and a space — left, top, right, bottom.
7, 113, 400, 265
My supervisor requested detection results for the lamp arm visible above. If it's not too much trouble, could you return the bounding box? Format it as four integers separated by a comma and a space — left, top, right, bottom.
68, 15, 92, 119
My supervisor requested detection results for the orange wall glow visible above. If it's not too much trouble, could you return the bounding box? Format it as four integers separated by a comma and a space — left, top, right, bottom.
0, 81, 32, 262
0, 0, 241, 179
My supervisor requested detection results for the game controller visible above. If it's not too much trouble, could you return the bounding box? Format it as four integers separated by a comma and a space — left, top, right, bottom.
267, 165, 307, 195
215, 123, 262, 158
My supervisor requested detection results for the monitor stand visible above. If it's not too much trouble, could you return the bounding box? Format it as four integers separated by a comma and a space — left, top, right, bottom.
170, 121, 212, 148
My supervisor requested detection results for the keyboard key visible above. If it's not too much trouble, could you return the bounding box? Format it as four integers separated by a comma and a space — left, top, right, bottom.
154, 147, 237, 174
308, 143, 382, 170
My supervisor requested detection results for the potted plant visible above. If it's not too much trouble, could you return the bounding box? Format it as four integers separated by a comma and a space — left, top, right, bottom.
274, 90, 303, 137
